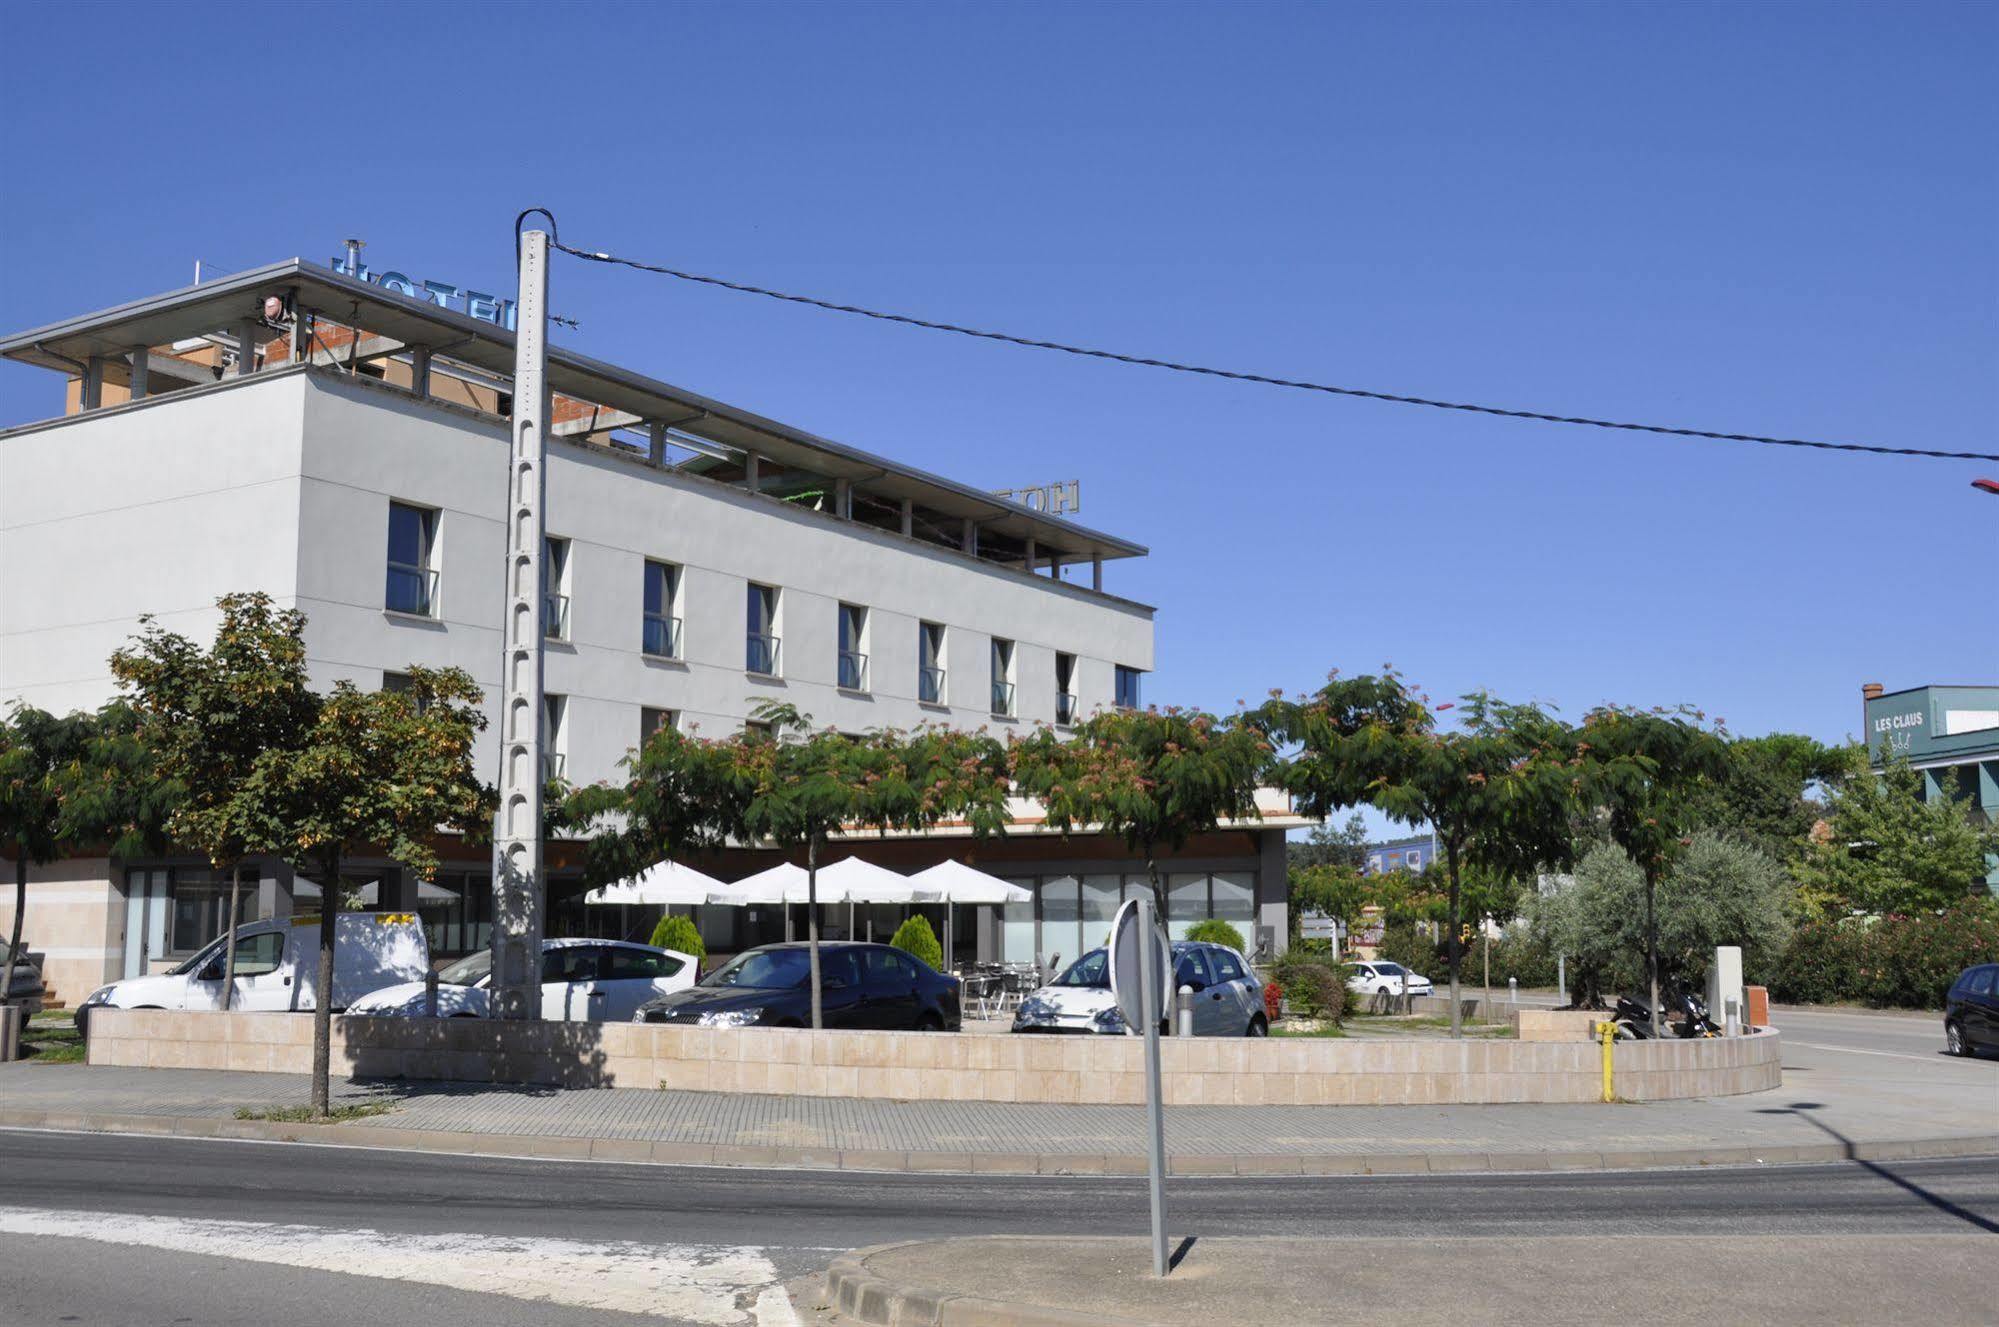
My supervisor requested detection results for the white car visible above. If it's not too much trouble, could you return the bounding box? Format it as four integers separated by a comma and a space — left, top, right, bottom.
1345, 960, 1433, 998
348, 938, 696, 1022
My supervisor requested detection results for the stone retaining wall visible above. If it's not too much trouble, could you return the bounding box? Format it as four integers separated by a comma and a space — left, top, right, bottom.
85, 1010, 1782, 1104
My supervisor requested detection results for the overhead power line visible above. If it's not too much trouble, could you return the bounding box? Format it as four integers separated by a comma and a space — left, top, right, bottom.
523, 214, 1995, 464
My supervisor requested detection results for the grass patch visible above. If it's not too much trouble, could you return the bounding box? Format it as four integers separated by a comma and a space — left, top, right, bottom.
20, 1015, 85, 1064
234, 1101, 398, 1124
1272, 1022, 1347, 1038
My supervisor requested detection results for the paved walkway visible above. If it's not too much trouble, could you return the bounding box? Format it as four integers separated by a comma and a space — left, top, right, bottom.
4, 1032, 1993, 1175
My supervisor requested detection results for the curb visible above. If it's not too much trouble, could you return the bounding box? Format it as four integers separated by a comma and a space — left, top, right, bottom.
2, 1107, 1994, 1176
826, 1241, 1162, 1327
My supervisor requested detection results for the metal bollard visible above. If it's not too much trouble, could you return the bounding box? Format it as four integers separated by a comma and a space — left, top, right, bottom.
1508, 976, 1518, 1008
1175, 985, 1194, 1038
1557, 955, 1567, 1006
1595, 1021, 1616, 1103
424, 967, 439, 1019
1724, 998, 1740, 1038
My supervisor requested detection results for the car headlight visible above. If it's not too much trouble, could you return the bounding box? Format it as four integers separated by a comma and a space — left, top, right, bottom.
696, 1007, 764, 1028
80, 986, 114, 1008
1014, 998, 1056, 1023
1091, 1006, 1130, 1033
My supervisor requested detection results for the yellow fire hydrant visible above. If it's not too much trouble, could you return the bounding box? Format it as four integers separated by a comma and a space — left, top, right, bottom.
1594, 1020, 1616, 1103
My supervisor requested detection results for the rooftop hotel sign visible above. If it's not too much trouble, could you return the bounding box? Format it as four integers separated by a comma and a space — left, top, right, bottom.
329, 257, 517, 330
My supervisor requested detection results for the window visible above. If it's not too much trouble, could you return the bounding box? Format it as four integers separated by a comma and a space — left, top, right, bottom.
745, 717, 774, 740
642, 560, 682, 659
542, 536, 571, 640
862, 947, 917, 988
838, 602, 870, 691
542, 945, 604, 983
607, 948, 686, 979
640, 707, 675, 746
1175, 948, 1214, 988
1211, 950, 1248, 983
163, 869, 256, 957
382, 671, 413, 693
230, 930, 285, 977
746, 582, 781, 675
1055, 652, 1078, 725
543, 693, 567, 782
990, 637, 1016, 717
385, 501, 438, 616
1114, 665, 1143, 711
1405, 849, 1421, 869
918, 621, 947, 705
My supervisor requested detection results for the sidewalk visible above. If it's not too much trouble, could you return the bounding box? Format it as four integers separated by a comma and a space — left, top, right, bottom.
3, 1058, 1993, 1175
821, 1234, 1999, 1326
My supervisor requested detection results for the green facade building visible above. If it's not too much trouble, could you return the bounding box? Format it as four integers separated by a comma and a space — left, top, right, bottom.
1862, 683, 1999, 892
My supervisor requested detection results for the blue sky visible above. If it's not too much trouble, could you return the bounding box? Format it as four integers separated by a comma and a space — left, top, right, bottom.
2, 1, 1993, 814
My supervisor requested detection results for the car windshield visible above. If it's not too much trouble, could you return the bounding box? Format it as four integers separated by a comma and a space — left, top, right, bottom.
436, 950, 493, 986
1373, 962, 1408, 976
702, 948, 812, 989
1054, 950, 1110, 988
165, 937, 226, 976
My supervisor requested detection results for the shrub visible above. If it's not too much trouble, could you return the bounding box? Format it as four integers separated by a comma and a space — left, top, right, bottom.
1472, 934, 1560, 989
1374, 923, 1438, 979
648, 913, 705, 964
1262, 981, 1283, 1022
1270, 951, 1351, 1024
890, 914, 945, 971
1767, 908, 1999, 1009
1185, 918, 1248, 952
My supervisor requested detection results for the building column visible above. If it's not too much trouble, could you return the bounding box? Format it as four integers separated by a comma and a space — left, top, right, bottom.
1257, 828, 1289, 957
647, 420, 667, 465
962, 521, 979, 556
410, 347, 432, 398
81, 355, 105, 410
745, 453, 760, 494
235, 319, 259, 377
128, 347, 149, 401
1091, 557, 1103, 592
835, 477, 852, 519
1023, 537, 1037, 574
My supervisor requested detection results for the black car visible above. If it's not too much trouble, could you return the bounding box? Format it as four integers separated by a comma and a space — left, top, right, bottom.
634, 942, 961, 1031
1944, 963, 1999, 1057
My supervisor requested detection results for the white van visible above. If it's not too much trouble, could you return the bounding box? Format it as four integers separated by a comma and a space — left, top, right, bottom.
74, 913, 429, 1038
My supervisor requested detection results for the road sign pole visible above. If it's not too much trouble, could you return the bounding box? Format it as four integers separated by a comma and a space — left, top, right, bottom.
1138, 896, 1169, 1277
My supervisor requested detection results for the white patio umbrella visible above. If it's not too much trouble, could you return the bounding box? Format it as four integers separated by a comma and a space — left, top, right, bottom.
909, 860, 1031, 969
583, 859, 726, 907
815, 856, 942, 943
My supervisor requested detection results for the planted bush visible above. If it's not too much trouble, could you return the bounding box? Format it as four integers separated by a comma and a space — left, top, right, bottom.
1270, 951, 1351, 1023
1769, 909, 1999, 1009
648, 912, 706, 963
1185, 918, 1248, 952
890, 914, 945, 971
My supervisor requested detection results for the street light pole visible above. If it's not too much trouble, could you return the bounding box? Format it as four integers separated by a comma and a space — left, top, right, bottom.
489, 227, 551, 1021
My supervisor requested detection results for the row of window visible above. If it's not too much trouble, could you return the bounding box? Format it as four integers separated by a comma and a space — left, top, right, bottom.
385, 500, 1144, 722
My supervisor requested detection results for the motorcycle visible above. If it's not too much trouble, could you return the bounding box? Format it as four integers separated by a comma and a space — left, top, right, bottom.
1610, 987, 1721, 1039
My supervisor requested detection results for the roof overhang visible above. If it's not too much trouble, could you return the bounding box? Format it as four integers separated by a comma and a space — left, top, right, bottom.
0, 259, 1146, 564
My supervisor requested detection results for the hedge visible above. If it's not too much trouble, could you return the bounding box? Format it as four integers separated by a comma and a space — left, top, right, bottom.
1767, 909, 1999, 1009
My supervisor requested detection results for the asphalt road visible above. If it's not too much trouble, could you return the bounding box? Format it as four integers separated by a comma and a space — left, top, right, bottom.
0, 1129, 1994, 1325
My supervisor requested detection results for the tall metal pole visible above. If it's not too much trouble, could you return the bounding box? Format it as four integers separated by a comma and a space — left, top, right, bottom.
490, 229, 550, 1021
1138, 896, 1169, 1277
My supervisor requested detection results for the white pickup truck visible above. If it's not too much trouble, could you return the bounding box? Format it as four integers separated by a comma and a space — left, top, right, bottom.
74, 913, 429, 1038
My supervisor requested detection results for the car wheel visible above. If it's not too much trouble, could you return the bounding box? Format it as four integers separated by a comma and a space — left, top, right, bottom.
1245, 1014, 1268, 1037
1945, 1021, 1968, 1056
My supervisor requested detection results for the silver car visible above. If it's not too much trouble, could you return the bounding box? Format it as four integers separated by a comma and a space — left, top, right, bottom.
1012, 941, 1268, 1037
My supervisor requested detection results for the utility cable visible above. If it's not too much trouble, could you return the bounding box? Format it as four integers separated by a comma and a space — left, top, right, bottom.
520, 215, 1994, 464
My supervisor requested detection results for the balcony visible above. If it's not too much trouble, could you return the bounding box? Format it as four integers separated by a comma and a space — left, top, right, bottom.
542, 592, 570, 641
919, 666, 946, 705
542, 751, 567, 783
747, 632, 782, 677
991, 680, 1016, 718
839, 649, 870, 692
385, 565, 438, 618
643, 613, 683, 660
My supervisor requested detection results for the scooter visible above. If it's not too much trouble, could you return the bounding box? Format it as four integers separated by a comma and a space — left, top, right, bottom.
1611, 988, 1721, 1039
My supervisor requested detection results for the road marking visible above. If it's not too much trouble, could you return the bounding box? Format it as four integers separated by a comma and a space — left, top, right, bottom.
1783, 1041, 1964, 1065
0, 1206, 800, 1326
